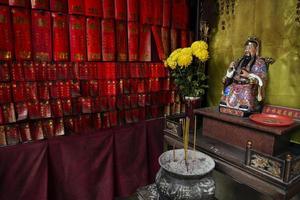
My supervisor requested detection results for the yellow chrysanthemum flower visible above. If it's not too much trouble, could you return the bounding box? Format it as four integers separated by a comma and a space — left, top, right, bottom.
181, 47, 192, 56
169, 48, 182, 59
177, 53, 193, 68
170, 53, 179, 62
166, 57, 177, 69
164, 60, 168, 68
191, 41, 208, 53
194, 49, 209, 62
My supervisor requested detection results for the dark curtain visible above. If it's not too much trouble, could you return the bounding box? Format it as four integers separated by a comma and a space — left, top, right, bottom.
0, 118, 164, 200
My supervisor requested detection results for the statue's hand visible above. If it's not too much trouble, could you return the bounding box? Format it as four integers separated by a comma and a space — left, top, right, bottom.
240, 69, 250, 78
228, 62, 235, 71
226, 62, 235, 78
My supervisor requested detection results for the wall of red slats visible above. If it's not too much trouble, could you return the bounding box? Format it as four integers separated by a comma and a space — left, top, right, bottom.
0, 0, 193, 146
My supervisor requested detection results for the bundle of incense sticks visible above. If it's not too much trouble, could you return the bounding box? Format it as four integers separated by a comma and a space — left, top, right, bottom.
172, 116, 198, 170
183, 117, 190, 164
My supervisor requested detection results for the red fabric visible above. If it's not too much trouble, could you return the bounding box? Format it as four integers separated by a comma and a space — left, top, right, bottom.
114, 122, 149, 197
48, 131, 114, 200
0, 119, 164, 199
146, 118, 164, 182
0, 142, 48, 200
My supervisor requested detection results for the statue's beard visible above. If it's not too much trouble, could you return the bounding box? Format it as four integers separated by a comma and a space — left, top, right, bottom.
240, 55, 255, 69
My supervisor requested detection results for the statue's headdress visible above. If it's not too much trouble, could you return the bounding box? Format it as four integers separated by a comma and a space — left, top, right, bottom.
244, 36, 260, 56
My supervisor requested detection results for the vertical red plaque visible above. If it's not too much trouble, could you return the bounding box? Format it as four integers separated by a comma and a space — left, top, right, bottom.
85, 0, 102, 17
5, 125, 20, 145
127, 0, 138, 21
153, 0, 162, 26
0, 62, 10, 81
42, 120, 54, 138
12, 8, 32, 61
189, 31, 194, 45
9, 0, 30, 7
68, 0, 84, 15
180, 30, 189, 47
101, 19, 116, 61
50, 0, 68, 13
92, 113, 101, 129
30, 121, 44, 140
31, 0, 49, 9
151, 26, 165, 61
139, 0, 152, 24
116, 20, 128, 61
54, 118, 64, 136
0, 6, 13, 61
52, 13, 69, 61
86, 17, 101, 61
19, 123, 32, 142
0, 0, 8, 4
128, 22, 138, 61
102, 0, 114, 19
114, 0, 126, 20
170, 28, 179, 51
69, 15, 86, 61
161, 27, 170, 57
32, 10, 52, 61
162, 0, 171, 27
172, 0, 189, 29
139, 25, 151, 61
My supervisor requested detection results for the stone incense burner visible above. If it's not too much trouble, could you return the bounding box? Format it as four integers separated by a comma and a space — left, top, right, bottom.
155, 149, 215, 200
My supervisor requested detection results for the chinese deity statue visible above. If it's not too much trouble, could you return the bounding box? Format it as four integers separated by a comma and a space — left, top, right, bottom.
219, 37, 271, 117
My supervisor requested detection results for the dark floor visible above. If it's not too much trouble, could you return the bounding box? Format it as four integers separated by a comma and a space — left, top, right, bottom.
116, 170, 300, 200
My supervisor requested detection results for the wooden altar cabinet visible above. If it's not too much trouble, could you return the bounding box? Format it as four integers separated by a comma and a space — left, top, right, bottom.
163, 106, 300, 200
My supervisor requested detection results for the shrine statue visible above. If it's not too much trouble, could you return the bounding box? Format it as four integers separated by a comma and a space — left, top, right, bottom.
219, 37, 272, 117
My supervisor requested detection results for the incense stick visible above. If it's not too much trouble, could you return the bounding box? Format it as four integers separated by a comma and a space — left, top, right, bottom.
193, 116, 197, 159
173, 143, 176, 161
184, 117, 190, 162
193, 116, 197, 151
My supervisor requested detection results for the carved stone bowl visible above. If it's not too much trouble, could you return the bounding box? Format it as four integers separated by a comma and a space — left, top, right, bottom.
155, 149, 215, 200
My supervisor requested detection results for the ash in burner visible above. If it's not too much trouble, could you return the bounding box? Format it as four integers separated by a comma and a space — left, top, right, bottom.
159, 149, 215, 176
165, 158, 207, 175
